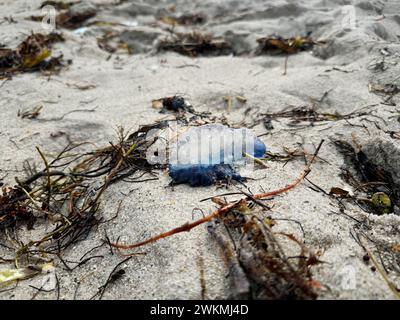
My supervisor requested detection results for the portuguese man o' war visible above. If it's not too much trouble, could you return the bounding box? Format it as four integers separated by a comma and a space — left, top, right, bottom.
168, 124, 266, 186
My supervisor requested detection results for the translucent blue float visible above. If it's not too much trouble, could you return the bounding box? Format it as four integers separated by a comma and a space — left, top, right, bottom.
168, 124, 266, 186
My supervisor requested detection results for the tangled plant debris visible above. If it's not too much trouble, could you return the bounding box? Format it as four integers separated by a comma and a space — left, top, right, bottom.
40, 1, 80, 10
256, 105, 376, 129
159, 13, 206, 26
0, 124, 164, 285
56, 4, 96, 29
256, 35, 321, 55
369, 82, 400, 106
0, 32, 66, 79
30, 1, 96, 30
0, 186, 35, 230
158, 32, 233, 57
18, 105, 43, 120
208, 205, 320, 299
97, 31, 132, 54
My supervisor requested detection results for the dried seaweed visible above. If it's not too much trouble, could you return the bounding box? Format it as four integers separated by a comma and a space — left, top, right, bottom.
369, 82, 400, 106
369, 83, 400, 96
97, 31, 131, 54
260, 105, 369, 127
256, 35, 320, 55
159, 13, 206, 26
208, 211, 319, 299
0, 32, 66, 79
40, 1, 79, 10
0, 123, 162, 281
158, 32, 233, 57
0, 187, 35, 230
30, 3, 96, 30
263, 147, 310, 163
57, 6, 96, 29
18, 105, 43, 119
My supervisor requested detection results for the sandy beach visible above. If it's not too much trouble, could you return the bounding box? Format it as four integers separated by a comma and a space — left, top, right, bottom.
0, 0, 400, 300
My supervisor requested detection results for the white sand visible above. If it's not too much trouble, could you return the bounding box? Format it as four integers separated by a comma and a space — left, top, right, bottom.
0, 0, 399, 299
